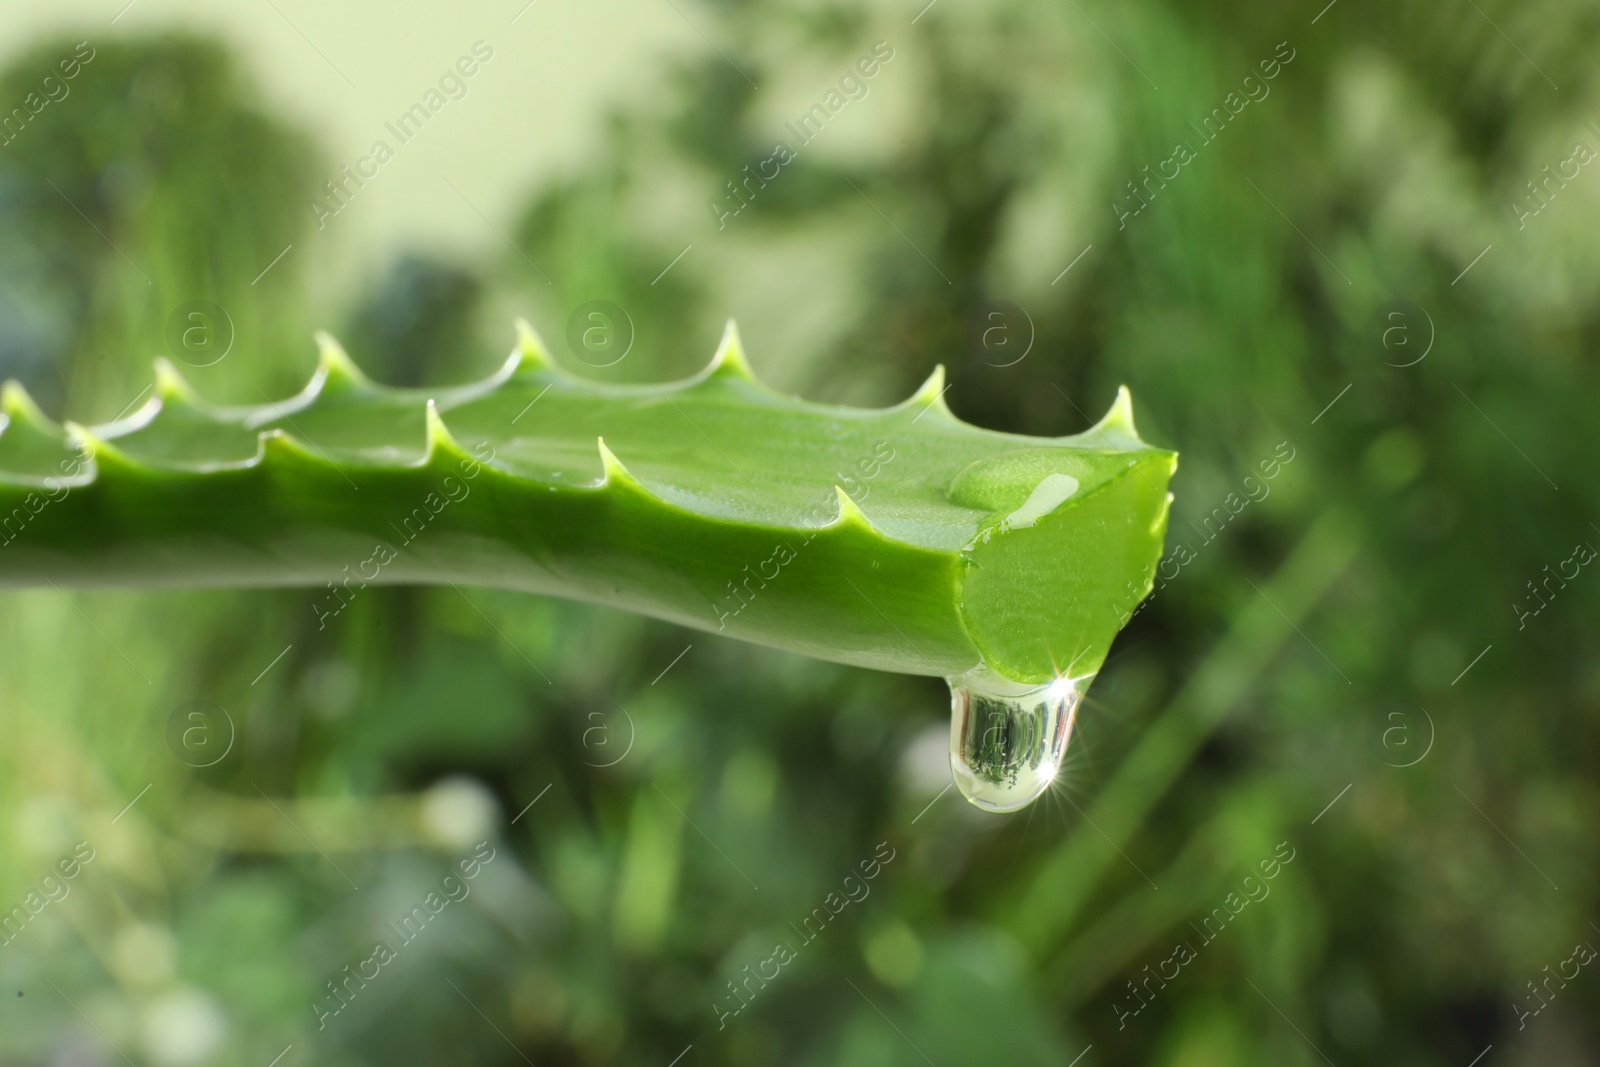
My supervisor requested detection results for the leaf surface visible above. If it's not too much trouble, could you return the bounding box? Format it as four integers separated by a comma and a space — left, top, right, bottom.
0, 323, 1175, 684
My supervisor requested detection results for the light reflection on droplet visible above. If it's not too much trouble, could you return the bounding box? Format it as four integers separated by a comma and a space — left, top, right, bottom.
946, 670, 1088, 813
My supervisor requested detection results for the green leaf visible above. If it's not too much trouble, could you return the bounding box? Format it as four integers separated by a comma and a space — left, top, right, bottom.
0, 323, 1174, 685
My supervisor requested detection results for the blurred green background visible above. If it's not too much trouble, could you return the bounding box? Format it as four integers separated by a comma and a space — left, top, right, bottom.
0, 0, 1596, 1064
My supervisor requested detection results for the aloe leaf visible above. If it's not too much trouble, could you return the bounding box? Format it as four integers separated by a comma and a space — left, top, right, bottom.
0, 322, 1174, 686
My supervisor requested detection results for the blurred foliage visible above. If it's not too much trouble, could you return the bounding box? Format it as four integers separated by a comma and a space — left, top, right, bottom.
2, 2, 1599, 1065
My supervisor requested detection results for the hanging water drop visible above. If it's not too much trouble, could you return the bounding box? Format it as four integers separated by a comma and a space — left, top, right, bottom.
946, 670, 1088, 813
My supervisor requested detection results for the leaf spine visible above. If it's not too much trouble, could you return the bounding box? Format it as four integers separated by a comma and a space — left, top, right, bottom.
313, 331, 373, 393
512, 318, 557, 373
704, 319, 761, 384
1, 380, 56, 430
152, 357, 203, 407
831, 484, 876, 532
895, 365, 952, 420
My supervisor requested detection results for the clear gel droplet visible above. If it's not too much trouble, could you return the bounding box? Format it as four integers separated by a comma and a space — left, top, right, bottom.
947, 671, 1088, 813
